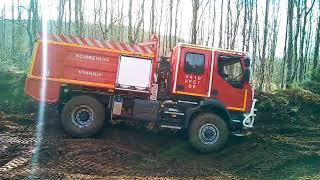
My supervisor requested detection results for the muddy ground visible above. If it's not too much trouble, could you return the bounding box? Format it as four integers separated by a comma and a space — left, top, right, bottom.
1, 108, 320, 179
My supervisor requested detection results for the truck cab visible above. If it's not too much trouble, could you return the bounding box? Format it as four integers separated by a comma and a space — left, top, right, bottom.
170, 43, 253, 112
25, 34, 257, 153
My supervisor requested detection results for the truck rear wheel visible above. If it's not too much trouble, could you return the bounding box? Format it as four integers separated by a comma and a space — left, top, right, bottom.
61, 95, 106, 137
189, 113, 229, 153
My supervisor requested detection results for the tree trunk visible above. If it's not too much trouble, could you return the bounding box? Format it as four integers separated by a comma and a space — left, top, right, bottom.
246, 0, 254, 52
134, 0, 145, 42
191, 0, 199, 44
68, 0, 71, 34
242, 0, 247, 51
218, 0, 224, 47
128, 0, 133, 43
286, 0, 294, 88
109, 0, 114, 38
258, 0, 270, 91
75, 0, 79, 35
292, 0, 301, 82
150, 0, 155, 35
57, 0, 65, 34
11, 1, 15, 58
225, 0, 231, 49
231, 0, 241, 49
173, 0, 181, 45
299, 0, 316, 80
168, 0, 173, 48
211, 0, 216, 47
268, 0, 280, 89
313, 0, 320, 71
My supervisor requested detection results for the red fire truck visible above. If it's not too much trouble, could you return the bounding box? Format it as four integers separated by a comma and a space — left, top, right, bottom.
25, 34, 257, 152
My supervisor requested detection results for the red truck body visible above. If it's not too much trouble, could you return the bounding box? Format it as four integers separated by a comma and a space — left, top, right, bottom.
26, 34, 158, 103
25, 34, 257, 152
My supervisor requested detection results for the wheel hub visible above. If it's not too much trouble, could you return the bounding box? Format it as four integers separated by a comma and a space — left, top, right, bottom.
198, 123, 220, 145
72, 105, 94, 127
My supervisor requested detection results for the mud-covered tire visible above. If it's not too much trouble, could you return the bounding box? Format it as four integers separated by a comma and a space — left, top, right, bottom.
61, 95, 105, 137
189, 113, 229, 153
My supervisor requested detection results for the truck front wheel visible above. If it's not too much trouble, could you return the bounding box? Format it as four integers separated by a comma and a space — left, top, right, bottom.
61, 95, 106, 137
189, 113, 229, 153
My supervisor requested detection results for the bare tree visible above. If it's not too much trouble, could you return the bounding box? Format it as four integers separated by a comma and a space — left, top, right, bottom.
134, 0, 146, 42
231, 0, 242, 49
267, 0, 280, 89
258, 0, 270, 90
75, 0, 84, 36
128, 0, 133, 43
292, 0, 302, 81
225, 0, 231, 49
210, 0, 216, 47
157, 0, 165, 41
218, 0, 224, 47
313, 0, 320, 71
109, 0, 115, 38
191, 0, 199, 44
150, 0, 155, 35
11, 1, 15, 57
57, 0, 66, 34
0, 6, 5, 60
299, 0, 316, 80
286, 0, 295, 87
168, 0, 173, 48
27, 0, 38, 55
246, 0, 254, 52
242, 0, 247, 51
68, 0, 71, 34
173, 0, 181, 45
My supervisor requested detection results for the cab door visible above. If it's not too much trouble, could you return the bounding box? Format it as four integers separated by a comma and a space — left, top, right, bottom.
211, 52, 248, 112
175, 47, 211, 97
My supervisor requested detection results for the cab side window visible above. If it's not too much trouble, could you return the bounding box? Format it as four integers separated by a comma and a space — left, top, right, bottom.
218, 55, 243, 88
184, 52, 205, 75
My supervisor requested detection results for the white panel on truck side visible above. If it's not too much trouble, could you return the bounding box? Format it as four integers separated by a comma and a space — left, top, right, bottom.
116, 56, 152, 91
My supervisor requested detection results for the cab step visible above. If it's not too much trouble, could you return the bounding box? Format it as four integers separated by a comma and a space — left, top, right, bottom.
160, 125, 182, 130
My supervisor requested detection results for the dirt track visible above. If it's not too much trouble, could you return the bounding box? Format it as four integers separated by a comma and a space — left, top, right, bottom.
1, 110, 320, 179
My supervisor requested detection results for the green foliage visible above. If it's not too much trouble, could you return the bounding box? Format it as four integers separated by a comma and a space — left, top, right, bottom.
299, 69, 320, 95
0, 69, 30, 113
310, 68, 320, 83
257, 88, 320, 126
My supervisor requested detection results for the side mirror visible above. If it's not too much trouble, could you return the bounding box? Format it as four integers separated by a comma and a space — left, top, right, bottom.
242, 68, 250, 83
244, 57, 251, 67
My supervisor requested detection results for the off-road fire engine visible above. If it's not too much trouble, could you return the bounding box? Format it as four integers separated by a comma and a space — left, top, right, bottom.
25, 34, 257, 152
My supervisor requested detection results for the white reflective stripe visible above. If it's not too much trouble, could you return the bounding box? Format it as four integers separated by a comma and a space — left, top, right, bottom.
105, 42, 112, 49
73, 36, 83, 45
124, 43, 134, 52
64, 35, 73, 44
95, 39, 104, 48
177, 100, 198, 105
173, 43, 181, 93
208, 49, 215, 97
144, 46, 154, 54
160, 125, 181, 130
54, 35, 63, 42
114, 42, 124, 51
134, 45, 144, 53
164, 111, 184, 115
85, 39, 94, 46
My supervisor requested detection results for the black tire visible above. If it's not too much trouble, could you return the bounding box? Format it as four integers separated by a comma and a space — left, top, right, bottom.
61, 95, 106, 137
189, 113, 229, 153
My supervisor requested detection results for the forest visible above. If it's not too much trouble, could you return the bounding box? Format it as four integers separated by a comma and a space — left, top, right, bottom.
0, 0, 320, 179
0, 0, 319, 90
